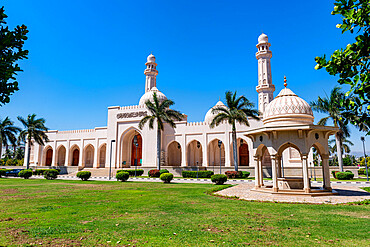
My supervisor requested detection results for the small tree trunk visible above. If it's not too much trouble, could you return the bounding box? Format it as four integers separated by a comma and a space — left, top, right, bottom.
335, 133, 343, 172
26, 138, 31, 170
157, 128, 161, 170
232, 130, 238, 171
0, 142, 2, 159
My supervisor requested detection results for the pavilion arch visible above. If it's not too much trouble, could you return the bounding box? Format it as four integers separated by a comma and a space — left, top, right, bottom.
187, 140, 203, 166
230, 137, 250, 166
83, 144, 95, 168
277, 142, 302, 158
97, 143, 107, 168
167, 141, 182, 166
69, 145, 80, 166
56, 145, 66, 166
42, 145, 53, 166
208, 138, 225, 167
120, 127, 143, 167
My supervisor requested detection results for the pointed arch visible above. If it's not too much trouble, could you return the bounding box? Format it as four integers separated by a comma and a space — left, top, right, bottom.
187, 140, 203, 166
167, 141, 182, 166
119, 127, 143, 167
69, 144, 80, 166
43, 145, 53, 166
97, 143, 107, 168
56, 145, 66, 166
83, 144, 95, 168
208, 138, 225, 167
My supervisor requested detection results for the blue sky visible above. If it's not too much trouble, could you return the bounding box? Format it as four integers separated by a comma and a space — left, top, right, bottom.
1, 0, 368, 154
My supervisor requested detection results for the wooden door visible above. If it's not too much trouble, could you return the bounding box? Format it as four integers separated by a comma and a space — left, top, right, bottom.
131, 135, 142, 166
239, 144, 249, 166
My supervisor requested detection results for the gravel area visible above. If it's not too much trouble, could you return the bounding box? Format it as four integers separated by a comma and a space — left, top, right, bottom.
215, 183, 370, 204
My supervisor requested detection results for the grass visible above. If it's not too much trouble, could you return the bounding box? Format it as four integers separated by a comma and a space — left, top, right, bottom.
0, 178, 369, 246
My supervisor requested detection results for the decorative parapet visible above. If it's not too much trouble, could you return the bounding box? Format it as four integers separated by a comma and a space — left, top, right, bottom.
120, 105, 145, 110
186, 121, 208, 126
54, 129, 96, 134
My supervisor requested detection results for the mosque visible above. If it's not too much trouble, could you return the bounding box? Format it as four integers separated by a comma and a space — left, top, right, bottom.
27, 33, 337, 194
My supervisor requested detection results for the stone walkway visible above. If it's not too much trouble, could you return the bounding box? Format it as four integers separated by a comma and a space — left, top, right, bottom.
215, 183, 370, 204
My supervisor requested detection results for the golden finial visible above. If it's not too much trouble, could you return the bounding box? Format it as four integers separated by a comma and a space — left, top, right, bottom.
284, 75, 287, 88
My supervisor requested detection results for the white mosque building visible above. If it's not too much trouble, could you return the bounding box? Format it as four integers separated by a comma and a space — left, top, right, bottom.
26, 34, 337, 192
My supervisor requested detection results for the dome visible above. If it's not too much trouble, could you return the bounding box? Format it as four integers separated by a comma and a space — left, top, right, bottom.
147, 54, 156, 63
139, 87, 167, 106
263, 86, 314, 126
258, 33, 268, 43
204, 101, 227, 123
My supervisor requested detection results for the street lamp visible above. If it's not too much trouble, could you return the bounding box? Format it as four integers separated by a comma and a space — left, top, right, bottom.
109, 139, 116, 180
133, 135, 138, 177
196, 141, 200, 180
361, 137, 369, 181
218, 140, 222, 174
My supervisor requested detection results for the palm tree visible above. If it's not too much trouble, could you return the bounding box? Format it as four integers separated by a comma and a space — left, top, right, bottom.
210, 91, 260, 171
328, 136, 354, 155
0, 117, 21, 158
139, 92, 183, 170
18, 114, 49, 169
310, 87, 349, 172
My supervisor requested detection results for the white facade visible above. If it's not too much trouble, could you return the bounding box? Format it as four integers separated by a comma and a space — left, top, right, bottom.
29, 34, 335, 173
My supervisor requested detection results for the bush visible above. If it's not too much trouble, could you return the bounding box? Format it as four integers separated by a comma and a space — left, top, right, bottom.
336, 172, 355, 180
17, 159, 24, 166
33, 169, 48, 175
148, 169, 161, 177
345, 170, 353, 173
44, 169, 59, 180
182, 170, 214, 178
18, 169, 33, 179
76, 171, 91, 181
211, 174, 228, 185
117, 169, 144, 176
241, 171, 250, 178
160, 169, 169, 175
225, 171, 243, 179
160, 173, 173, 183
358, 168, 368, 175
332, 170, 340, 179
116, 171, 129, 182
5, 159, 17, 166
0, 169, 6, 177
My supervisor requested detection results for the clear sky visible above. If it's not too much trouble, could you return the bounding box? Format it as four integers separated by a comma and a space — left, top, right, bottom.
1, 0, 368, 155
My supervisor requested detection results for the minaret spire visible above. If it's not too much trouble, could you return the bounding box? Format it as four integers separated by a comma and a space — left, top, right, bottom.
256, 33, 275, 114
144, 53, 158, 92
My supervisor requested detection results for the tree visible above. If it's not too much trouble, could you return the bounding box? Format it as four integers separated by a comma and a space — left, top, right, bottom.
138, 92, 183, 170
0, 6, 29, 105
315, 0, 370, 134
14, 147, 24, 160
328, 136, 354, 154
18, 114, 49, 169
310, 87, 349, 172
3, 148, 13, 159
0, 116, 21, 158
210, 91, 260, 171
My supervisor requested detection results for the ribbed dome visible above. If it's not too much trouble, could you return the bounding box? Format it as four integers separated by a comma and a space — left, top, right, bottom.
258, 33, 268, 43
263, 87, 314, 126
147, 54, 156, 63
204, 101, 227, 123
139, 87, 167, 106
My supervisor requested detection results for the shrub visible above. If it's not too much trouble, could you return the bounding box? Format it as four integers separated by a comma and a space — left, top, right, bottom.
0, 169, 6, 177
160, 173, 173, 183
5, 159, 17, 166
44, 169, 59, 180
241, 171, 250, 178
18, 169, 33, 179
345, 170, 353, 173
211, 174, 228, 185
160, 169, 169, 175
117, 169, 144, 176
33, 169, 48, 175
358, 168, 368, 175
182, 170, 214, 178
148, 169, 161, 177
76, 171, 91, 181
116, 171, 129, 182
17, 159, 24, 166
336, 172, 355, 180
332, 170, 340, 178
225, 171, 243, 179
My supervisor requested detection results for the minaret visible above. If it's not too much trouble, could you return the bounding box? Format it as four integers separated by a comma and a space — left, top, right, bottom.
256, 33, 275, 114
144, 53, 158, 92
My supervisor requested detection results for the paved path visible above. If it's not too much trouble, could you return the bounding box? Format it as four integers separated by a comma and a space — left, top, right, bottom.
215, 183, 370, 204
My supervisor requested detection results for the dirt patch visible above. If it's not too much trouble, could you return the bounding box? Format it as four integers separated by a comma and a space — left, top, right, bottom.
332, 211, 370, 219
202, 225, 227, 233
1, 188, 19, 194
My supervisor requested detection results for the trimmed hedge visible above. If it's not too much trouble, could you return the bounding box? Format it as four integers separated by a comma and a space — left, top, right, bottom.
332, 171, 340, 179
211, 174, 228, 185
182, 170, 214, 178
336, 172, 354, 180
18, 169, 33, 179
116, 171, 129, 182
76, 171, 91, 181
241, 171, 250, 178
33, 169, 49, 175
44, 169, 59, 180
148, 169, 161, 177
160, 173, 173, 183
160, 169, 169, 175
0, 169, 6, 177
117, 169, 144, 176
225, 171, 243, 179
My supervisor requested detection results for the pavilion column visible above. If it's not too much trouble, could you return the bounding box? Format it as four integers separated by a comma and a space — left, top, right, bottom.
301, 154, 311, 193
259, 157, 264, 187
276, 155, 282, 178
93, 142, 99, 168
321, 154, 332, 191
271, 155, 278, 192
254, 156, 261, 188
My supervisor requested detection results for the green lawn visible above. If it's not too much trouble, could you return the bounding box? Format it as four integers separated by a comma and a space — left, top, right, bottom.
0, 178, 369, 246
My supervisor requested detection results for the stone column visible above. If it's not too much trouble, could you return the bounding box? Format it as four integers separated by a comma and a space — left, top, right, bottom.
254, 156, 261, 188
271, 155, 278, 192
259, 157, 264, 187
301, 154, 311, 193
321, 154, 332, 191
276, 155, 282, 178
79, 141, 84, 168
181, 139, 187, 167
52, 141, 57, 166
93, 140, 99, 168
